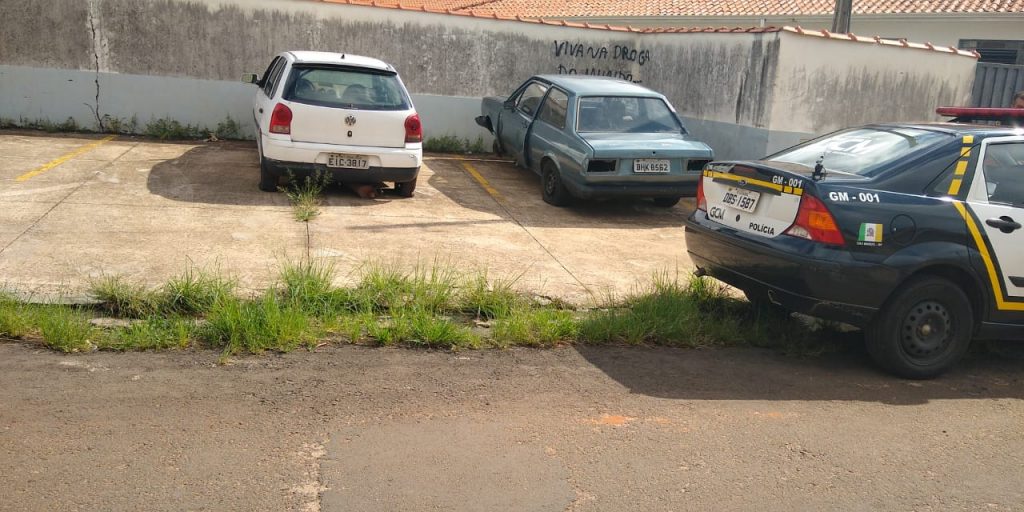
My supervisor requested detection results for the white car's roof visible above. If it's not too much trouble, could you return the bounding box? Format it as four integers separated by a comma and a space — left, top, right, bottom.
285, 51, 392, 72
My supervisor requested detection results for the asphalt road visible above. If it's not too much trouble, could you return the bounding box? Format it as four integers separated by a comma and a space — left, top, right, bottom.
2, 341, 1023, 511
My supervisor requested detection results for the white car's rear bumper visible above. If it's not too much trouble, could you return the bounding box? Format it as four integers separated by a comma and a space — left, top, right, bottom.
261, 135, 423, 169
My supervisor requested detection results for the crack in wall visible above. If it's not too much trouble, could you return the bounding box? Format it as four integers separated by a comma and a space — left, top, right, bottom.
86, 0, 105, 131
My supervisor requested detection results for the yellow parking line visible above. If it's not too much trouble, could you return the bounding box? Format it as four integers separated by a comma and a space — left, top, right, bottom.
15, 135, 117, 182
459, 160, 506, 204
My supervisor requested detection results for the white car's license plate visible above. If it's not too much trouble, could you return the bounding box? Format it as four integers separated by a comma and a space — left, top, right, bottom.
722, 187, 761, 213
633, 159, 670, 173
327, 153, 370, 169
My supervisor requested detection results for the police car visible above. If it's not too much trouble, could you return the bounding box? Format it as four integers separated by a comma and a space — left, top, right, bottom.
684, 107, 1024, 378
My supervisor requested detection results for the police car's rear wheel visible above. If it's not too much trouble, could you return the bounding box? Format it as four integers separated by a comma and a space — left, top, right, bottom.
866, 277, 973, 379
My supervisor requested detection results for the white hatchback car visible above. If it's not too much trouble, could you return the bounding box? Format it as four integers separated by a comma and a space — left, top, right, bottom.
245, 51, 423, 196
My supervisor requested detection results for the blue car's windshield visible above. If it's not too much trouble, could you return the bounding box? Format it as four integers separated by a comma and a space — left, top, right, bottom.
576, 96, 682, 134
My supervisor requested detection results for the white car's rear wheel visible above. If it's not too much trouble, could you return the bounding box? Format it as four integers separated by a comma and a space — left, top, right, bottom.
395, 177, 417, 198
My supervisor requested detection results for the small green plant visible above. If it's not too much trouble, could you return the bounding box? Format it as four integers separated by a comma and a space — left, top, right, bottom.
282, 171, 330, 222
38, 305, 94, 352
423, 135, 465, 153
214, 116, 241, 139
163, 266, 235, 315
423, 135, 488, 154
102, 114, 139, 134
144, 117, 203, 140
465, 136, 486, 154
90, 275, 163, 318
101, 316, 194, 351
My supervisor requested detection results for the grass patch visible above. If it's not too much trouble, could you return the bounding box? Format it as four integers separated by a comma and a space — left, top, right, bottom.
90, 275, 163, 318
202, 292, 318, 355
144, 117, 204, 140
578, 273, 821, 353
493, 308, 578, 347
457, 272, 525, 319
424, 135, 487, 154
101, 114, 139, 135
0, 263, 839, 358
163, 266, 235, 315
0, 294, 33, 338
368, 308, 478, 348
99, 316, 195, 351
37, 305, 94, 353
282, 171, 330, 222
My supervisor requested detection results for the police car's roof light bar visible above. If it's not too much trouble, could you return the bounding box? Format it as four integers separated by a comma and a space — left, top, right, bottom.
936, 107, 1024, 126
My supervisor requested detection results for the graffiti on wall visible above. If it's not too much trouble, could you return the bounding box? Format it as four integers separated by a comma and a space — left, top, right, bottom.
552, 40, 651, 83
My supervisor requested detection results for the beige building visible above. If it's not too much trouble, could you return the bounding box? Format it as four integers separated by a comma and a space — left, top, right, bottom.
341, 0, 1024, 63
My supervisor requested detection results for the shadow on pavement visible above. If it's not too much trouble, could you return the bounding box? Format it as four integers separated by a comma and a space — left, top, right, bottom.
575, 342, 1024, 405
146, 142, 417, 206
424, 157, 696, 230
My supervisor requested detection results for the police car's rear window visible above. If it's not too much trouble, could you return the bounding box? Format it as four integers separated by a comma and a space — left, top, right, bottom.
767, 127, 954, 176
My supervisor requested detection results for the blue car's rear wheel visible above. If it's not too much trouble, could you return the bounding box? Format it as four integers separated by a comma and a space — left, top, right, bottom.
542, 162, 570, 207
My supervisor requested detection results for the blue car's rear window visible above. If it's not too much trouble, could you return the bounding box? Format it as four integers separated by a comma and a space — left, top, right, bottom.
767, 127, 954, 176
576, 96, 682, 133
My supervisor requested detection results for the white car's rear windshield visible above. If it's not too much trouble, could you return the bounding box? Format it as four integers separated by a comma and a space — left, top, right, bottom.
283, 65, 411, 111
576, 96, 682, 133
767, 127, 954, 176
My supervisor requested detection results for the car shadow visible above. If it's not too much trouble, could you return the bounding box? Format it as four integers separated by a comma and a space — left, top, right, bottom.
574, 341, 1024, 405
145, 141, 420, 206
145, 144, 696, 231
423, 156, 694, 230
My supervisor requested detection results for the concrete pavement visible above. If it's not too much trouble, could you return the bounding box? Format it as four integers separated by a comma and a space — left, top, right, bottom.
0, 131, 692, 302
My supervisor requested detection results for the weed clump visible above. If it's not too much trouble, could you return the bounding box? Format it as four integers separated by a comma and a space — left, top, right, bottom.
203, 292, 318, 355
38, 306, 94, 353
0, 294, 32, 338
282, 171, 330, 222
100, 316, 195, 351
90, 275, 163, 318
163, 266, 235, 315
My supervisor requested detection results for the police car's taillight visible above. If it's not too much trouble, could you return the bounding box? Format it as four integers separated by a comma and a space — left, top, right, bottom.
784, 194, 844, 245
696, 175, 707, 211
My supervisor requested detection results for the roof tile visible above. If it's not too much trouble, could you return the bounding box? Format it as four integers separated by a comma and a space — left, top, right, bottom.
343, 0, 1024, 17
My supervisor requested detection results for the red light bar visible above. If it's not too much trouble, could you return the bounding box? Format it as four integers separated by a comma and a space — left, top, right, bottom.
937, 107, 1024, 118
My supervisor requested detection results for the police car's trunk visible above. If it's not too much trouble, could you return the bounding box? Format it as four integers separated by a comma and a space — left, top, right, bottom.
700, 162, 813, 240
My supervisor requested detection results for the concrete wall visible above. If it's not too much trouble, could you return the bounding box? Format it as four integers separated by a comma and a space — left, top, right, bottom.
770, 32, 976, 136
0, 0, 978, 160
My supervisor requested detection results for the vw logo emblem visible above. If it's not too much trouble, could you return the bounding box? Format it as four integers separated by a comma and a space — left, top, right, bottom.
738, 179, 747, 186
344, 115, 357, 126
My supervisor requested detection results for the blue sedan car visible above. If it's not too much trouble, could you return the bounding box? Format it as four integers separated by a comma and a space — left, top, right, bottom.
476, 75, 714, 207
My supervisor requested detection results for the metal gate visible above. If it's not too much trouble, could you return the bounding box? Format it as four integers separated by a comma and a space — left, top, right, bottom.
972, 62, 1024, 107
